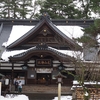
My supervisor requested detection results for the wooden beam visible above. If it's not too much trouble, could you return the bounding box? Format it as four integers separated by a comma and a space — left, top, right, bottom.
0, 19, 94, 27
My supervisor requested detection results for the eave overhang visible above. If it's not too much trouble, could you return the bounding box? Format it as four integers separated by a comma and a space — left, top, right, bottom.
9, 44, 75, 63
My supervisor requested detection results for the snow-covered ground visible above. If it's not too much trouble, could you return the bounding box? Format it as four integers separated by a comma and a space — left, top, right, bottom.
0, 94, 29, 100
53, 96, 72, 100
0, 94, 72, 100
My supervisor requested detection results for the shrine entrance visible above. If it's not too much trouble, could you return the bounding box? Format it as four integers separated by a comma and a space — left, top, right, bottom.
37, 73, 51, 85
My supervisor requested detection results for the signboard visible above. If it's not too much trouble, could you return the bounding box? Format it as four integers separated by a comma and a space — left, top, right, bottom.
36, 68, 53, 73
36, 59, 52, 67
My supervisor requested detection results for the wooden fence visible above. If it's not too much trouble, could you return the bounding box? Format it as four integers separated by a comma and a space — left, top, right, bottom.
75, 87, 100, 100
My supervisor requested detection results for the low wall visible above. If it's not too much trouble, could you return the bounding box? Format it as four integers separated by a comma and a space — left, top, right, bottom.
72, 87, 100, 100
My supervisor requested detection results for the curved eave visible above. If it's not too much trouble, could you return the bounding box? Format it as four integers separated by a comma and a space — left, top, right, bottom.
9, 46, 75, 62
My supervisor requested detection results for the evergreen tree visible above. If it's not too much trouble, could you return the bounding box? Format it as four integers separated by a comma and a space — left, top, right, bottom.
18, 0, 33, 19
35, 0, 100, 19
10, 0, 21, 19
90, 0, 100, 17
30, 0, 42, 19
0, 0, 11, 18
75, 0, 100, 47
0, 0, 33, 19
75, 19, 100, 48
77, 0, 100, 19
75, 0, 91, 19
35, 0, 80, 19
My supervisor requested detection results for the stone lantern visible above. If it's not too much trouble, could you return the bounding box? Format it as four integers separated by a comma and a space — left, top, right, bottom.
54, 72, 66, 100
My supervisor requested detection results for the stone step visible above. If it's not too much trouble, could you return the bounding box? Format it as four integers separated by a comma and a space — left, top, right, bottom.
22, 85, 72, 94
22, 85, 72, 100
3, 84, 72, 100
25, 93, 71, 100
25, 93, 57, 100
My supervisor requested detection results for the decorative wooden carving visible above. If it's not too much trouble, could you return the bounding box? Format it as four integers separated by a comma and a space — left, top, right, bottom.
28, 35, 65, 45
26, 25, 66, 45
54, 34, 64, 43
30, 37, 57, 43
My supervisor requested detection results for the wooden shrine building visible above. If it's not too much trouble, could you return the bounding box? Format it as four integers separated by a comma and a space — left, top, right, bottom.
0, 13, 82, 85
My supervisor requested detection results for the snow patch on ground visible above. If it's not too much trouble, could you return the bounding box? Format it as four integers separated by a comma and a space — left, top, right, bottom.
0, 94, 72, 100
53, 96, 72, 100
0, 94, 29, 100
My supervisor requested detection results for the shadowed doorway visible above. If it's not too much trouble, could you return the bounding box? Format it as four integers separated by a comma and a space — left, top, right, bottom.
37, 73, 51, 85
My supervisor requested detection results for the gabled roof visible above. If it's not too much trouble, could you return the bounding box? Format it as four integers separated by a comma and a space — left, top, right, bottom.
9, 44, 75, 62
6, 13, 82, 50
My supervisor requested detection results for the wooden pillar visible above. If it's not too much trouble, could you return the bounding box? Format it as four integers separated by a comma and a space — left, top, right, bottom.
25, 71, 27, 85
0, 82, 1, 96
11, 63, 14, 85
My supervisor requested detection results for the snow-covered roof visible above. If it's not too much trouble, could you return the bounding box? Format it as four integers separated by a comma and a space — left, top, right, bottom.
1, 25, 83, 61
1, 13, 84, 61
6, 25, 84, 47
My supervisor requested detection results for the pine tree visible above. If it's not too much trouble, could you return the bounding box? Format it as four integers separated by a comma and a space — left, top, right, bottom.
0, 0, 11, 18
75, 0, 100, 47
35, 0, 80, 19
77, 0, 100, 18
18, 0, 33, 19
74, 0, 91, 19
35, 0, 100, 19
90, 0, 100, 16
0, 0, 33, 19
